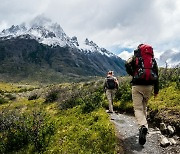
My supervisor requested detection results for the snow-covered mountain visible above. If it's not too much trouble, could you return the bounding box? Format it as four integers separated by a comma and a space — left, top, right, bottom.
0, 16, 114, 57
0, 16, 126, 82
156, 49, 180, 68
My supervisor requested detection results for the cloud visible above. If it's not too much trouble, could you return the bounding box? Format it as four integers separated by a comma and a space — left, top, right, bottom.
0, 0, 180, 54
0, 0, 50, 31
0, 21, 8, 30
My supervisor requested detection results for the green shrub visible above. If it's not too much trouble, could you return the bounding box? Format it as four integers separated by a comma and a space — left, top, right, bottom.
159, 67, 180, 89
82, 91, 103, 113
58, 86, 83, 110
0, 90, 5, 94
115, 81, 132, 103
0, 109, 55, 153
148, 82, 180, 111
5, 93, 16, 100
28, 93, 39, 100
45, 88, 59, 103
0, 96, 8, 104
18, 88, 28, 93
46, 108, 117, 153
60, 97, 83, 110
58, 80, 104, 112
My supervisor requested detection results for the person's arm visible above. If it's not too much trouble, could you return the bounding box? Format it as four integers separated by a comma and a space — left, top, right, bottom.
103, 78, 107, 92
125, 56, 136, 76
114, 77, 119, 89
153, 60, 159, 97
154, 80, 159, 97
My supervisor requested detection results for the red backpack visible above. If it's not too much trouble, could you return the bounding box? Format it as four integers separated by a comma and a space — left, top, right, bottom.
134, 44, 158, 81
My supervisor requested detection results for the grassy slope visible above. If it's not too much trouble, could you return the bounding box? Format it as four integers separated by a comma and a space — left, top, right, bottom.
148, 82, 180, 129
1, 74, 179, 153
0, 81, 119, 154
149, 82, 180, 111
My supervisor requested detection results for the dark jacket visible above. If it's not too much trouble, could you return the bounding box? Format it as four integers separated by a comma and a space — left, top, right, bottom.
125, 55, 159, 94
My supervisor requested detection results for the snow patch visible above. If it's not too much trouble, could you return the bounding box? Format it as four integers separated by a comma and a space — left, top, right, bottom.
118, 51, 133, 60
0, 16, 115, 58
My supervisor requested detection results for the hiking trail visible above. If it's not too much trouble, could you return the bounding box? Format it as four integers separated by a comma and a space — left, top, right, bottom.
109, 113, 180, 154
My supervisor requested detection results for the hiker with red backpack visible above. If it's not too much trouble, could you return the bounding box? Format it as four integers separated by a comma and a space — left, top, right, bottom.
104, 71, 119, 113
125, 44, 159, 145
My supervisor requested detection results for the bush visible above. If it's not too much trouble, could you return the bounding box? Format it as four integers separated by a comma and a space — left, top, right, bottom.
5, 93, 16, 100
0, 109, 55, 153
28, 93, 39, 100
82, 91, 103, 113
0, 96, 8, 104
18, 88, 28, 93
45, 88, 59, 103
58, 80, 104, 112
0, 90, 5, 94
159, 67, 180, 89
115, 81, 132, 103
47, 108, 117, 153
58, 86, 83, 110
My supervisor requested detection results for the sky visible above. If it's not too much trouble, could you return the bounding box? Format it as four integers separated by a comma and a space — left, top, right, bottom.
1, 0, 180, 60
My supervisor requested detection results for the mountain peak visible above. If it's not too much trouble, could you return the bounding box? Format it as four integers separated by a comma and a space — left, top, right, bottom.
0, 15, 116, 57
157, 49, 180, 67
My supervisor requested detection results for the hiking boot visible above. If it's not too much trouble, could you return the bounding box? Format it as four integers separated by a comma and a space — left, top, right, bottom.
107, 110, 114, 114
139, 125, 148, 145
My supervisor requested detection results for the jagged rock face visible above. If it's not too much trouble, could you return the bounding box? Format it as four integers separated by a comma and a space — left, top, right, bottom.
0, 16, 70, 47
0, 37, 126, 81
0, 16, 126, 82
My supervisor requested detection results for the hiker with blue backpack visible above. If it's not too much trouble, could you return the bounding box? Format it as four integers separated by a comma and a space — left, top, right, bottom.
125, 44, 159, 145
104, 71, 119, 113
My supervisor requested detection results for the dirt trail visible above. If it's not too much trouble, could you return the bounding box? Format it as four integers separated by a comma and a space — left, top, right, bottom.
110, 113, 180, 154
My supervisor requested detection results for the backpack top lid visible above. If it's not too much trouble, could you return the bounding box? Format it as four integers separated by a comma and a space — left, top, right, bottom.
138, 44, 154, 57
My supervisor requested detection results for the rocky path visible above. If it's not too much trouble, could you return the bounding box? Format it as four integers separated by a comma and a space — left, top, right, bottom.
110, 113, 180, 154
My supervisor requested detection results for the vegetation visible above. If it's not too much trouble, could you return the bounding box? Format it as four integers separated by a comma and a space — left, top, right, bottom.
0, 109, 55, 153
113, 77, 133, 112
0, 81, 118, 153
0, 66, 179, 153
147, 67, 180, 130
149, 67, 180, 111
46, 107, 116, 153
148, 82, 180, 111
158, 66, 180, 89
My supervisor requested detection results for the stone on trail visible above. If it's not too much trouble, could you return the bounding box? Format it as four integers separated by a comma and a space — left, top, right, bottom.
154, 127, 160, 131
160, 135, 170, 147
167, 125, 175, 135
169, 138, 177, 145
160, 123, 168, 134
